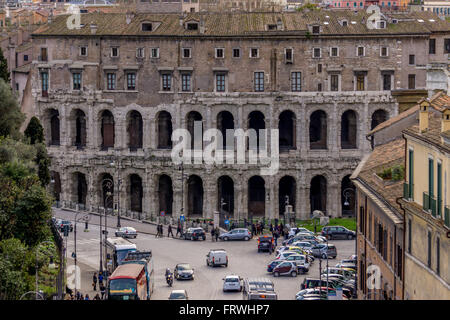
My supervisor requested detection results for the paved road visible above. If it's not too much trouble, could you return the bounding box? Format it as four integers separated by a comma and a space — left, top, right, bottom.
55, 209, 356, 300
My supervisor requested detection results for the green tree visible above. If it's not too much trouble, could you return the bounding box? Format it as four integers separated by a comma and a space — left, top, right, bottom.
0, 48, 9, 84
0, 78, 24, 138
0, 238, 33, 300
35, 143, 51, 186
24, 117, 45, 145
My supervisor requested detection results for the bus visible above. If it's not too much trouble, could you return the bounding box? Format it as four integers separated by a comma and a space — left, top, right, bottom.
104, 237, 137, 274
108, 251, 154, 300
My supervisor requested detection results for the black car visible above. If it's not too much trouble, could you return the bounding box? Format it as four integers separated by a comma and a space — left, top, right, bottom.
321, 226, 355, 240
174, 263, 194, 280
257, 235, 275, 252
183, 227, 206, 241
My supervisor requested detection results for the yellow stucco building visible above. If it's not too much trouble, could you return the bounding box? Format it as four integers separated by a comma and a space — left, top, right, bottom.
400, 92, 450, 299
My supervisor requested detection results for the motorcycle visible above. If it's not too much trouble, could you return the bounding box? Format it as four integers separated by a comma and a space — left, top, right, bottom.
166, 273, 173, 287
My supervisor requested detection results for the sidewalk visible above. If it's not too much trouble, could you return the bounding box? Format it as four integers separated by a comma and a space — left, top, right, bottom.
67, 257, 103, 300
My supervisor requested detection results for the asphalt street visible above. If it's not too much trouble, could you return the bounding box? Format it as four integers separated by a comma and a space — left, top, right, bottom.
55, 209, 356, 300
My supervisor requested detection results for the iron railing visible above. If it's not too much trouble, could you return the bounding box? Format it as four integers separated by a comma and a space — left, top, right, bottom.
423, 192, 437, 217
403, 182, 413, 200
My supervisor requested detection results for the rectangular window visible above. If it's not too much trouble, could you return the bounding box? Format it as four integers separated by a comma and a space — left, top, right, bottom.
254, 72, 264, 92
318, 83, 322, 92
429, 39, 436, 54
285, 48, 293, 62
24, 55, 28, 61
357, 46, 364, 56
107, 73, 116, 90
41, 71, 48, 96
408, 149, 414, 199
40, 48, 48, 61
127, 73, 136, 90
380, 46, 388, 57
215, 48, 224, 58
331, 47, 338, 57
313, 48, 321, 58
317, 64, 322, 73
383, 74, 392, 90
181, 73, 191, 92
182, 48, 191, 58
250, 48, 259, 58
356, 73, 365, 91
136, 48, 144, 58
437, 162, 442, 217
151, 48, 159, 58
429, 158, 434, 197
427, 231, 432, 268
408, 74, 415, 89
111, 47, 119, 57
409, 55, 415, 65
80, 46, 87, 56
444, 39, 450, 54
408, 219, 412, 254
312, 25, 320, 34
72, 72, 81, 90
162, 73, 171, 91
216, 73, 225, 92
291, 72, 301, 92
233, 48, 241, 58
330, 74, 339, 91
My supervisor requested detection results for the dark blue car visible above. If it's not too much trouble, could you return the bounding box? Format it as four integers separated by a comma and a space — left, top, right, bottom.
267, 260, 283, 273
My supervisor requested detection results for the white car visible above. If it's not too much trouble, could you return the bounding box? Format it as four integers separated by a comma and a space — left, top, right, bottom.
206, 249, 228, 267
115, 226, 137, 239
291, 241, 313, 251
275, 251, 298, 260
223, 275, 242, 292
288, 227, 313, 238
169, 289, 188, 300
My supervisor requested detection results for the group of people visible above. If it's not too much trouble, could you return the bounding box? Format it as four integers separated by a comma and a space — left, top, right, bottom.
64, 271, 107, 300
250, 221, 266, 236
269, 223, 287, 246
210, 226, 220, 241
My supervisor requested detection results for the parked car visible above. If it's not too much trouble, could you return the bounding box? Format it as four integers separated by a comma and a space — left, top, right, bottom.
206, 249, 228, 267
300, 278, 352, 298
311, 243, 337, 259
321, 267, 355, 280
169, 290, 188, 300
115, 227, 137, 239
272, 261, 298, 277
219, 228, 252, 241
335, 259, 357, 270
276, 246, 311, 258
267, 260, 284, 273
282, 233, 318, 246
242, 278, 278, 300
58, 220, 73, 232
183, 227, 206, 241
296, 287, 345, 300
291, 241, 313, 252
222, 275, 242, 292
284, 254, 310, 273
275, 251, 298, 260
288, 227, 313, 238
257, 235, 275, 252
174, 263, 194, 280
321, 226, 356, 240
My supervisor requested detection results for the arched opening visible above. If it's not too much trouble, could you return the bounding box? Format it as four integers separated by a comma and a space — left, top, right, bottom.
279, 110, 296, 152
186, 111, 203, 150
73, 172, 87, 207
50, 171, 61, 202
248, 176, 265, 217
158, 175, 173, 215
371, 109, 388, 130
187, 175, 203, 216
279, 176, 296, 217
248, 111, 265, 150
218, 176, 234, 216
127, 111, 143, 151
47, 109, 60, 146
100, 173, 114, 209
341, 110, 357, 149
310, 175, 327, 214
217, 111, 234, 150
100, 110, 115, 150
341, 175, 356, 217
157, 111, 173, 149
310, 110, 327, 150
129, 174, 143, 213
74, 109, 87, 149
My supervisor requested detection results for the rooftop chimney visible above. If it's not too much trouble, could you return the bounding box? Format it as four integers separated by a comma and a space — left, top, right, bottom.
419, 99, 430, 133
441, 109, 450, 133
125, 11, 134, 25
90, 22, 97, 35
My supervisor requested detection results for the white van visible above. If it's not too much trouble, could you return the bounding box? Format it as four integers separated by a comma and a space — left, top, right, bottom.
206, 249, 228, 267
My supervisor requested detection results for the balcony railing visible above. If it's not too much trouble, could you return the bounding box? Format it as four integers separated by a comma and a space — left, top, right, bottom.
445, 206, 450, 229
423, 192, 437, 217
403, 182, 413, 200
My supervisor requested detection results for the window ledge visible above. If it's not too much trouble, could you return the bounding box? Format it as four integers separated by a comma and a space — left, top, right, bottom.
159, 91, 174, 94
103, 90, 138, 93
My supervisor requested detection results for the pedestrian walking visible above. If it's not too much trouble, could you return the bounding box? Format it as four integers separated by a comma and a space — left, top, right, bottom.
274, 230, 279, 246
168, 224, 173, 237
251, 223, 256, 237
85, 294, 90, 300
80, 294, 84, 300
76, 291, 81, 300
92, 272, 97, 291
100, 284, 106, 299
176, 224, 181, 237
98, 272, 103, 286
211, 228, 215, 242
94, 293, 101, 300
215, 227, 219, 242
160, 224, 164, 238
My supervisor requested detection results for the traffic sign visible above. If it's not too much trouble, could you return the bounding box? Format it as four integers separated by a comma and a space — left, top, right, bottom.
180, 215, 185, 222
224, 219, 229, 225
161, 211, 165, 216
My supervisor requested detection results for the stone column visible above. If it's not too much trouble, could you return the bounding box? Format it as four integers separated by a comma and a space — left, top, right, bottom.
144, 114, 153, 151
299, 102, 307, 158
60, 105, 68, 148
328, 179, 339, 218
60, 168, 70, 208
142, 169, 151, 220
361, 100, 370, 153
204, 174, 215, 219
88, 104, 95, 150
235, 173, 245, 220
330, 102, 339, 153
87, 166, 95, 212
267, 175, 275, 220
147, 173, 157, 220
297, 170, 308, 220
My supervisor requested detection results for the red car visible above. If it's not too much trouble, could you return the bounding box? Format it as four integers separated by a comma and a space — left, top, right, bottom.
272, 261, 298, 277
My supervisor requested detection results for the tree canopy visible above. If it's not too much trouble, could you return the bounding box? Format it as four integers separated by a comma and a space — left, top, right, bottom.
0, 78, 24, 138
0, 48, 9, 84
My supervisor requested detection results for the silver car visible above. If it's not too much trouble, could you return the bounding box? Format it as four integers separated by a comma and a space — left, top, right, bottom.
218, 228, 252, 241
115, 227, 138, 239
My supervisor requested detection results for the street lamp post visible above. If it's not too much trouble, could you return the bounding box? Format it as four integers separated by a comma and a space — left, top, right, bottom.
35, 240, 55, 300
342, 187, 354, 215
